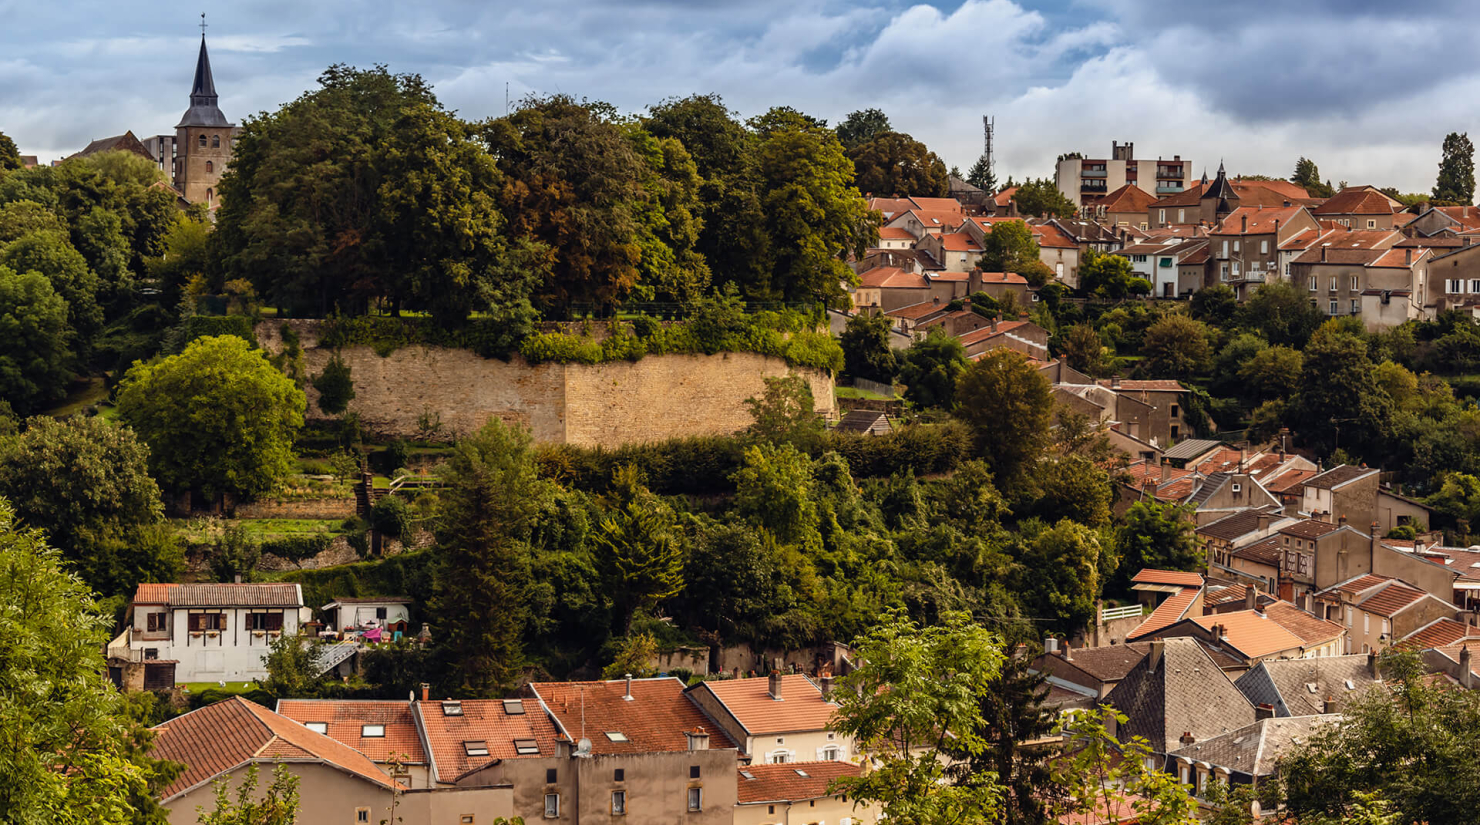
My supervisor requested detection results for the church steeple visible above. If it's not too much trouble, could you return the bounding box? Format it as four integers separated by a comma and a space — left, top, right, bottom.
177, 33, 230, 128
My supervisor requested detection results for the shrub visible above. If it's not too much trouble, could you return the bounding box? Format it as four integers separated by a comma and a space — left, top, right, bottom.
179, 315, 257, 349
370, 497, 412, 538
311, 354, 356, 415
257, 534, 334, 562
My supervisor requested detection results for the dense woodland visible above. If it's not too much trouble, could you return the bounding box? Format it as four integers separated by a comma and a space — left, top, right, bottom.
5, 67, 1480, 823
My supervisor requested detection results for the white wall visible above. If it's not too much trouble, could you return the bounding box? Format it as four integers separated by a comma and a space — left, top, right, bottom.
131, 607, 302, 683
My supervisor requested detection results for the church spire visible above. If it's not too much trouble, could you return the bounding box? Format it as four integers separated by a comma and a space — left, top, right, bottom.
177, 26, 230, 128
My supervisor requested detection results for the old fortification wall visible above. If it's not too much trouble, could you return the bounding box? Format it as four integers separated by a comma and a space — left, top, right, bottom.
256, 320, 834, 446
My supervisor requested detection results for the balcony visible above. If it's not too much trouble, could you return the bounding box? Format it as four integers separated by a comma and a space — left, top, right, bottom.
1156, 166, 1184, 178
1156, 184, 1184, 194
1081, 168, 1107, 178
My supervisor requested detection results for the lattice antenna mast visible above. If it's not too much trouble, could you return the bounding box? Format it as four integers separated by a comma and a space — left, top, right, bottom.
982, 115, 995, 183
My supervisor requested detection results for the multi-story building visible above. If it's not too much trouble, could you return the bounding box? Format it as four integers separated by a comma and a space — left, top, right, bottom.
1209, 206, 1320, 300
1149, 165, 1313, 230
174, 33, 236, 207
1310, 186, 1404, 230
685, 673, 847, 765
1289, 234, 1428, 327
141, 134, 177, 178
1054, 142, 1194, 211
1314, 574, 1455, 654
125, 582, 308, 683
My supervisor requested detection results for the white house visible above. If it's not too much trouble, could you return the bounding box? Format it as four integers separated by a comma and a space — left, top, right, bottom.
320, 597, 412, 634
128, 583, 309, 683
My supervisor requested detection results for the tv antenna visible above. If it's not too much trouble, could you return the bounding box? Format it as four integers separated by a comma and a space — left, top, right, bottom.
982, 115, 996, 184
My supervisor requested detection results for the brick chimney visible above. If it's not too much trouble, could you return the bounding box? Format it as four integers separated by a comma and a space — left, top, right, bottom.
1323, 697, 1338, 714
1338, 514, 1347, 528
1405, 247, 1412, 265
1368, 651, 1381, 680
1321, 245, 1328, 262
819, 675, 834, 701
1180, 731, 1195, 746
1241, 213, 1248, 233
686, 728, 711, 751
1245, 587, 1257, 611
991, 314, 1000, 333
1161, 458, 1172, 484
1254, 703, 1274, 721
420, 682, 430, 703
768, 671, 783, 701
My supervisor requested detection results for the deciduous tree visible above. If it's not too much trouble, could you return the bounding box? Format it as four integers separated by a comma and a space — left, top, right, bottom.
977, 219, 1041, 277
848, 132, 949, 197
835, 108, 892, 150
0, 264, 72, 414
897, 327, 967, 409
955, 349, 1053, 481
1140, 314, 1212, 380
0, 131, 21, 172
1115, 501, 1200, 590
1239, 281, 1325, 347
1011, 178, 1077, 218
116, 335, 306, 500
840, 312, 898, 384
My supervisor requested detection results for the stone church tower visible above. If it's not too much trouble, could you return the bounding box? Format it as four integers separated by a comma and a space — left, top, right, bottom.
173, 34, 234, 208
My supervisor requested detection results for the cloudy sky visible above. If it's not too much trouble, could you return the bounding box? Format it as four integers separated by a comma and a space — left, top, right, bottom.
2, 0, 1475, 193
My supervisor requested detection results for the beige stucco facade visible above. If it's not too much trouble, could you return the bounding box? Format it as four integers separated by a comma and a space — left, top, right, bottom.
735, 795, 877, 825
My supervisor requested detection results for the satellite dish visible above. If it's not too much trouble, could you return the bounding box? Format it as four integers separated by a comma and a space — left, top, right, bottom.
576, 738, 592, 757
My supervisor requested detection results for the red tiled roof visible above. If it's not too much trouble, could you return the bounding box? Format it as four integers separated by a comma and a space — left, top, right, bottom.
994, 186, 1018, 207
275, 699, 427, 764
884, 301, 949, 320
1032, 223, 1080, 249
1357, 581, 1430, 617
695, 674, 838, 735
1128, 586, 1200, 638
1097, 379, 1185, 392
939, 232, 982, 252
133, 583, 303, 608
532, 677, 736, 755
1262, 601, 1345, 645
1211, 206, 1306, 236
909, 197, 963, 214
957, 320, 1034, 346
1192, 447, 1245, 474
867, 197, 914, 217
1132, 569, 1205, 588
1368, 247, 1427, 268
415, 697, 561, 782
974, 271, 1027, 284
1311, 187, 1400, 216
1099, 184, 1157, 213
1398, 617, 1480, 650
1124, 460, 1191, 489
736, 761, 861, 804
890, 209, 962, 231
877, 226, 915, 240
858, 267, 929, 289
1326, 574, 1389, 596
1265, 469, 1315, 495
930, 270, 970, 282
1290, 231, 1401, 265
151, 697, 396, 801
1192, 610, 1304, 658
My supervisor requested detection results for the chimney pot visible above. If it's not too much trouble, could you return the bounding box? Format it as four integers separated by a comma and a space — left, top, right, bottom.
1180, 731, 1195, 746
819, 675, 834, 701
233, 574, 242, 584
1405, 247, 1412, 265
686, 728, 711, 751
420, 683, 429, 703
624, 673, 634, 700
1339, 515, 1347, 527
768, 671, 784, 701
1045, 637, 1060, 655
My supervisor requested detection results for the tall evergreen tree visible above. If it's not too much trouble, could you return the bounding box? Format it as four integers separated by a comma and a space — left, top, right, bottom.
1290, 157, 1334, 198
966, 153, 996, 193
0, 131, 21, 172
1434, 132, 1476, 204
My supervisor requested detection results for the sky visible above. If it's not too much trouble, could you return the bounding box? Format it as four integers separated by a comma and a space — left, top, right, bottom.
2, 0, 1477, 194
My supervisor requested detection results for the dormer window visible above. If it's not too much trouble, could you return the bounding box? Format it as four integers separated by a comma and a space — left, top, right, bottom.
464, 740, 489, 757
514, 739, 540, 755
362, 725, 385, 738
306, 722, 327, 734
442, 701, 463, 716
503, 699, 525, 715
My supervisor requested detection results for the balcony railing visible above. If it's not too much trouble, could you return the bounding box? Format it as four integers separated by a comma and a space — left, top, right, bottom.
1081, 168, 1107, 178
1101, 604, 1147, 622
1156, 184, 1184, 194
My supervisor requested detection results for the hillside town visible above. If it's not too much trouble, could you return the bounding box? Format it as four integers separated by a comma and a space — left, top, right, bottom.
8, 10, 1480, 825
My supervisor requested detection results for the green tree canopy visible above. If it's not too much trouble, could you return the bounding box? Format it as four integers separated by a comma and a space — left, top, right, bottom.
1190, 282, 1236, 326
311, 353, 355, 415
1, 229, 103, 352
835, 108, 893, 150
732, 442, 820, 548
1011, 178, 1077, 218
1239, 281, 1325, 347
1078, 250, 1151, 300
1434, 131, 1476, 204
840, 312, 899, 384
848, 132, 949, 198
116, 335, 306, 500
965, 153, 996, 193
897, 327, 967, 409
0, 131, 21, 172
0, 264, 72, 414
1058, 324, 1113, 378
1291, 157, 1335, 198
1239, 344, 1304, 404
977, 219, 1042, 277
0, 498, 179, 822
1290, 324, 1394, 459
595, 471, 684, 632
1114, 501, 1200, 591
955, 349, 1053, 481
1140, 314, 1212, 380
0, 416, 181, 594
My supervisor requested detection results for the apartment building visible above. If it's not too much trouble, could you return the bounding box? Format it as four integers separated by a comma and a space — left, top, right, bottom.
1054, 141, 1194, 210
1209, 206, 1320, 300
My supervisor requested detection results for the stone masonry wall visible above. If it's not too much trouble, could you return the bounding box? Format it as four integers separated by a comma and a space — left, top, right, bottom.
256, 320, 834, 446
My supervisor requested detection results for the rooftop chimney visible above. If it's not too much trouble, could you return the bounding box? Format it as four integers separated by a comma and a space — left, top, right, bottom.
1112, 374, 1122, 389
1405, 248, 1412, 265
819, 675, 834, 701
624, 673, 634, 701
991, 314, 1000, 333
1241, 214, 1248, 233
1338, 515, 1347, 527
1045, 637, 1060, 656
1368, 651, 1381, 680
686, 728, 711, 751
234, 574, 242, 584
1245, 587, 1257, 611
1180, 731, 1195, 746
1161, 458, 1172, 484
1148, 639, 1165, 673
768, 671, 783, 701
420, 682, 430, 703
1462, 647, 1474, 690
1255, 703, 1275, 721
1323, 697, 1338, 714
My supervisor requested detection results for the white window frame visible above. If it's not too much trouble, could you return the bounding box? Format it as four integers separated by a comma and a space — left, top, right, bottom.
1329, 300, 1339, 315
356, 808, 370, 823
1364, 613, 1370, 634
1233, 240, 1241, 253
1159, 209, 1166, 223
688, 787, 703, 812
1470, 279, 1480, 294
362, 725, 385, 738
544, 794, 560, 819
1178, 208, 1186, 223
1261, 240, 1269, 254
767, 749, 795, 764
1367, 219, 1376, 229
306, 722, 328, 734
1222, 240, 1229, 258
1351, 275, 1359, 291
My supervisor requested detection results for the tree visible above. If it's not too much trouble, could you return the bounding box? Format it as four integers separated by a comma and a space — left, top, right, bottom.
1289, 325, 1393, 459
0, 498, 177, 822
752, 113, 879, 303
1140, 314, 1212, 380
1239, 281, 1325, 347
198, 763, 300, 825
966, 153, 996, 193
1055, 708, 1199, 825
1290, 157, 1335, 198
258, 634, 328, 699
1272, 650, 1480, 825
0, 264, 72, 414
0, 131, 21, 172
955, 349, 1054, 481
977, 219, 1041, 276
1058, 324, 1113, 377
0, 416, 181, 594
1190, 282, 1237, 326
1434, 131, 1476, 204
1115, 501, 1200, 589
1, 229, 103, 352
835, 109, 892, 150
600, 631, 659, 680
595, 480, 684, 632
732, 442, 820, 548
1078, 250, 1150, 299
1011, 178, 1077, 218
744, 374, 824, 444
311, 354, 356, 415
1239, 345, 1304, 404
432, 419, 547, 696
117, 335, 306, 500
840, 312, 898, 383
897, 327, 967, 409
848, 132, 949, 197
830, 611, 1007, 825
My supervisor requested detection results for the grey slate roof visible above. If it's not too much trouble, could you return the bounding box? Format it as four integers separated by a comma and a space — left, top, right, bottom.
1168, 715, 1332, 778
1104, 637, 1256, 755
1187, 472, 1232, 506
1233, 654, 1382, 717
1196, 505, 1283, 542
1303, 464, 1378, 490
1163, 439, 1221, 461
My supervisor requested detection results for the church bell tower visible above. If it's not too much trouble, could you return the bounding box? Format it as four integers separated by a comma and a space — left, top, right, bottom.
174, 20, 234, 208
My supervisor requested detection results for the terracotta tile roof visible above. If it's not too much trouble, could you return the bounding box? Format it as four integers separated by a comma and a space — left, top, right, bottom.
993, 186, 1018, 207
1096, 379, 1185, 392
275, 699, 427, 764
1324, 574, 1389, 596
1356, 580, 1430, 617
908, 196, 963, 214
1192, 610, 1305, 658
975, 271, 1027, 284
1262, 601, 1345, 645
1368, 247, 1427, 268
1057, 794, 1147, 825
858, 267, 929, 289
693, 674, 838, 735
1032, 223, 1080, 249
1128, 586, 1200, 639
532, 677, 736, 755
1192, 447, 1245, 474
867, 197, 915, 217
956, 320, 1036, 346
1099, 184, 1157, 213
1124, 460, 1191, 489
939, 232, 982, 252
1052, 643, 1154, 682
1265, 469, 1315, 495
1243, 179, 1312, 200
1433, 205, 1480, 230
929, 270, 970, 282
1204, 583, 1252, 608
1178, 246, 1209, 265
1291, 234, 1401, 265
1312, 186, 1400, 216
877, 226, 916, 241
1304, 464, 1378, 490
1398, 617, 1480, 650
132, 583, 303, 608
415, 697, 561, 783
1280, 519, 1342, 540
891, 209, 962, 231
884, 301, 949, 320
736, 761, 861, 804
151, 697, 396, 801
1211, 206, 1307, 236
1154, 476, 1199, 501
1232, 536, 1282, 567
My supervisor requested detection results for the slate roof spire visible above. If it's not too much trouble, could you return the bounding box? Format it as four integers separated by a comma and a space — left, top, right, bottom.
177, 33, 231, 128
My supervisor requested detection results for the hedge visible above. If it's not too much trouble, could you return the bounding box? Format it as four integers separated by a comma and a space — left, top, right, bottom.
535, 421, 971, 496
257, 534, 335, 562
270, 549, 436, 613
180, 315, 257, 348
